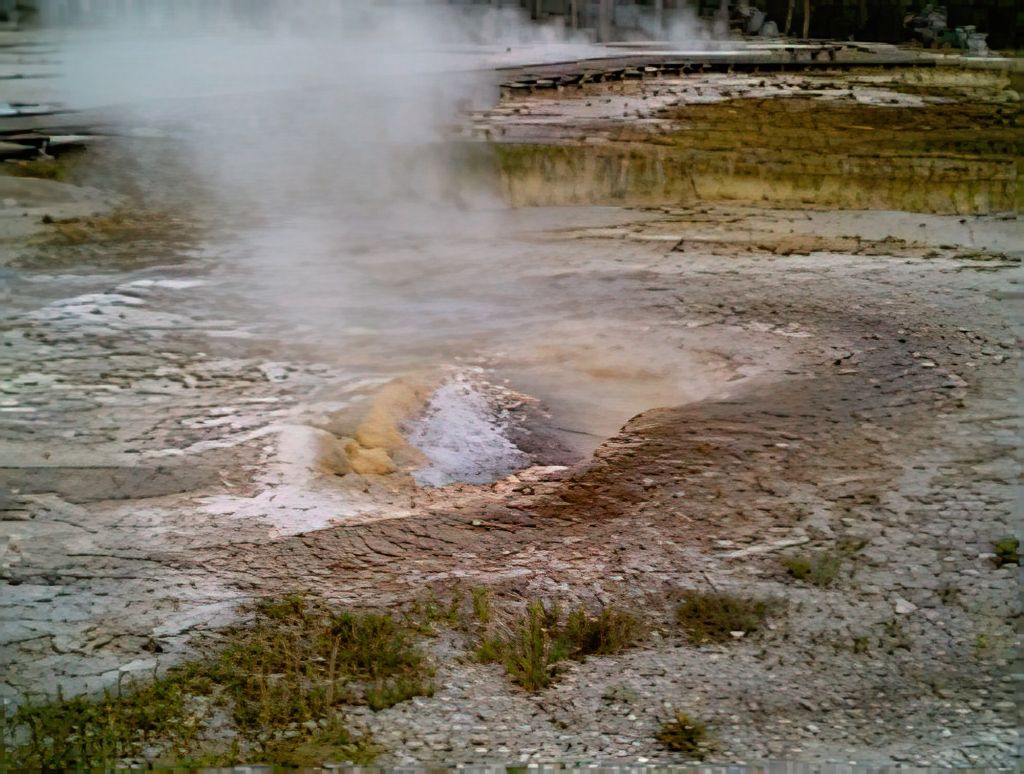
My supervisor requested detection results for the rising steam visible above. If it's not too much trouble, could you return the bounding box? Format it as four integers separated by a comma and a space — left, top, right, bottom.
42, 0, 607, 334
42, 1, 716, 340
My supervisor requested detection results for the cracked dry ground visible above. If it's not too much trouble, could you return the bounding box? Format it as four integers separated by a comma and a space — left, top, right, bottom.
202, 231, 1021, 768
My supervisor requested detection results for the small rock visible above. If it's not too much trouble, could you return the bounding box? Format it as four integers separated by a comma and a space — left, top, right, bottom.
894, 596, 918, 614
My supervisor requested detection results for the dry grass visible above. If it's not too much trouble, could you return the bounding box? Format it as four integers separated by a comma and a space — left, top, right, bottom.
472, 586, 492, 625
781, 550, 842, 586
2, 595, 430, 769
656, 711, 713, 759
4, 677, 205, 770
675, 591, 772, 644
992, 537, 1020, 568
475, 600, 643, 692
4, 154, 78, 182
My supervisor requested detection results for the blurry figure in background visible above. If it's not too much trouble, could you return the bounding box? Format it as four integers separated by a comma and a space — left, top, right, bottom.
904, 4, 948, 47
904, 4, 989, 55
712, 0, 730, 38
716, 0, 777, 38
963, 28, 990, 55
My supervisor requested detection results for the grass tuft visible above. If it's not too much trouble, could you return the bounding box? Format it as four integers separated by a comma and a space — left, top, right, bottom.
502, 601, 559, 692
781, 550, 842, 586
404, 588, 465, 634
258, 720, 380, 767
5, 677, 202, 770
254, 592, 308, 620
1, 595, 428, 769
992, 537, 1020, 568
656, 711, 712, 759
675, 590, 772, 644
476, 600, 642, 692
365, 675, 435, 712
4, 155, 77, 182
561, 606, 642, 657
472, 587, 492, 625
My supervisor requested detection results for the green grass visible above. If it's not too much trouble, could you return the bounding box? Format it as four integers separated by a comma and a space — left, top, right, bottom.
501, 601, 561, 692
366, 674, 435, 712
403, 587, 465, 634
675, 591, 772, 644
1, 595, 429, 769
5, 677, 204, 769
561, 606, 643, 656
257, 720, 380, 767
656, 711, 712, 759
472, 586, 492, 626
177, 720, 379, 768
476, 600, 643, 692
781, 550, 842, 587
4, 155, 75, 182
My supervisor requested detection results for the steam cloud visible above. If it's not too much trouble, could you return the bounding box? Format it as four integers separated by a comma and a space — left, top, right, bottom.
53, 2, 539, 211
43, 1, 715, 338
44, 1, 599, 330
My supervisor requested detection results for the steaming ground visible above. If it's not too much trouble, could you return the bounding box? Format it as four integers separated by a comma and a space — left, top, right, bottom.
2, 189, 1019, 765
1, 22, 1022, 769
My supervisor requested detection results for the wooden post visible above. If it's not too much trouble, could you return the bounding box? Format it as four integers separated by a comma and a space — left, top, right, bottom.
803, 0, 811, 38
784, 0, 795, 35
569, 0, 579, 30
654, 0, 664, 36
599, 0, 613, 42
